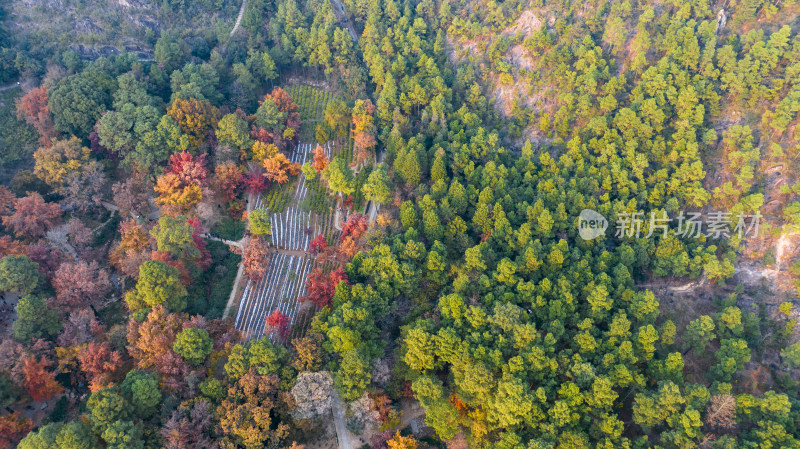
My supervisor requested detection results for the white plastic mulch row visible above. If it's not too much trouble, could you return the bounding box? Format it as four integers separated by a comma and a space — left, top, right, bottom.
267, 143, 335, 251
234, 253, 314, 342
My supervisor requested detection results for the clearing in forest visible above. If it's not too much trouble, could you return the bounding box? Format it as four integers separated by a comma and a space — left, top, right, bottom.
234, 142, 338, 341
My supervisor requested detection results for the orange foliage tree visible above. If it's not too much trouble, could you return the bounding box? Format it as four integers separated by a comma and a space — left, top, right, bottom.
243, 236, 270, 281
154, 151, 209, 213
22, 357, 63, 402
0, 236, 26, 258
110, 219, 153, 279
263, 153, 300, 184
214, 162, 243, 202
77, 341, 123, 391
266, 87, 301, 145
351, 99, 377, 167
251, 88, 301, 151
126, 305, 191, 392
0, 413, 33, 449
312, 145, 329, 172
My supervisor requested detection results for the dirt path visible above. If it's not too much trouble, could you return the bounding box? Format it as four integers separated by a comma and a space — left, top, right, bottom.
230, 0, 248, 36
329, 0, 358, 42
0, 82, 21, 92
222, 192, 254, 319
331, 391, 353, 449
205, 234, 243, 249
637, 278, 706, 294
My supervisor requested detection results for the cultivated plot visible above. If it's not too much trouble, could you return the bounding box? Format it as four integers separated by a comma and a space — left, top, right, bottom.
234, 142, 337, 341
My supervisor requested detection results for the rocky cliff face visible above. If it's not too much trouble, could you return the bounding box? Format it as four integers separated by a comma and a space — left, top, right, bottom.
8, 0, 161, 60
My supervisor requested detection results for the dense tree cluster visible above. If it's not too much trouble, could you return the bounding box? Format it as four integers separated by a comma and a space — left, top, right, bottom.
1, 0, 800, 447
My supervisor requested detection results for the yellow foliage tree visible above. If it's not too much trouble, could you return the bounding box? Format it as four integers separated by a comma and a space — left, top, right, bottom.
166, 97, 220, 149
251, 141, 279, 164
386, 431, 418, 449
33, 136, 91, 187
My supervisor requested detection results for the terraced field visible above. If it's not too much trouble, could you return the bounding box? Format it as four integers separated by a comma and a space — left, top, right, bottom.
233, 142, 337, 341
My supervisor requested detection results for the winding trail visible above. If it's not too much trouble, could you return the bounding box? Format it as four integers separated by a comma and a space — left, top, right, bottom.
230, 0, 248, 37
0, 82, 21, 92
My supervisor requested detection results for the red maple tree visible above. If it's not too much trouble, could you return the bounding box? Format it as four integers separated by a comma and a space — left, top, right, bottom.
2, 193, 62, 240
167, 151, 209, 185
341, 213, 368, 241
250, 127, 274, 144
25, 242, 61, 281
52, 260, 111, 312
187, 217, 212, 270
302, 266, 348, 308
309, 235, 327, 254
243, 173, 269, 194
265, 310, 290, 342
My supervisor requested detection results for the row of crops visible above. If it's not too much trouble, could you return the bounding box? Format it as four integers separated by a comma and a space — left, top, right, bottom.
233, 142, 339, 341
234, 253, 314, 342
289, 84, 332, 121
261, 185, 293, 213
340, 129, 355, 164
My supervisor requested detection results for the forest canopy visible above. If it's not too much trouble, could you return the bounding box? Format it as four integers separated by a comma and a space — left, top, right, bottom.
1, 0, 800, 448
